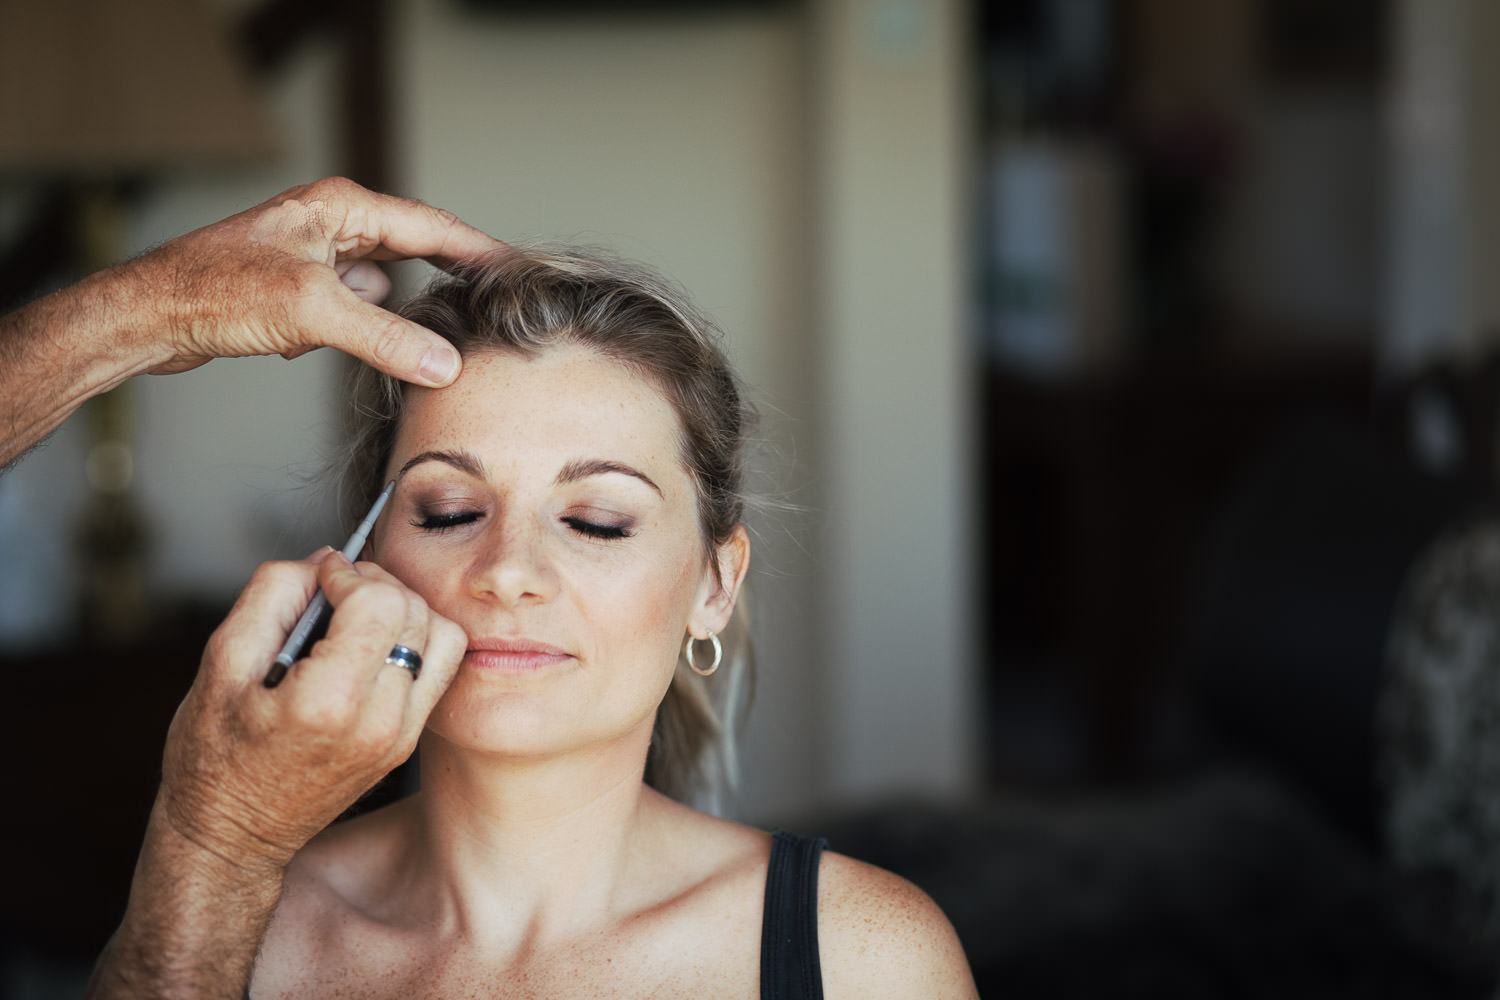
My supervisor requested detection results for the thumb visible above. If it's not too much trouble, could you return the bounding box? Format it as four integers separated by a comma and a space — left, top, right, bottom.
302, 281, 462, 387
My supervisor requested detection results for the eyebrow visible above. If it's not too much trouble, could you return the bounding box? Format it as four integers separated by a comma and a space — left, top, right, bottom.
397, 449, 486, 481
397, 449, 662, 497
557, 458, 662, 496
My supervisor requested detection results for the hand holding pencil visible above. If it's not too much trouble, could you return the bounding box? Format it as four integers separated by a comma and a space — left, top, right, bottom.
152, 522, 465, 873
263, 481, 396, 688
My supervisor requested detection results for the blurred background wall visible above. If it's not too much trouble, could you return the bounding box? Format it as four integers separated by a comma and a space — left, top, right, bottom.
9, 0, 1500, 995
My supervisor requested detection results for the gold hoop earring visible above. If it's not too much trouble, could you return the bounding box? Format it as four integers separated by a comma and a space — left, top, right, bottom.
684, 631, 723, 676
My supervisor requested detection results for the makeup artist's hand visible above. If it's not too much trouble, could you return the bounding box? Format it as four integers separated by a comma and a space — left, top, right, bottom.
161, 548, 466, 868
135, 177, 503, 383
2, 176, 503, 469
89, 549, 465, 999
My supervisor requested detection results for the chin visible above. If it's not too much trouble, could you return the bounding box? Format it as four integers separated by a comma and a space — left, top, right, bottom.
425, 687, 563, 754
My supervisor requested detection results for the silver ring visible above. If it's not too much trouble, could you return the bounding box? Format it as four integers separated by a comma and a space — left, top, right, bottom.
385, 644, 422, 677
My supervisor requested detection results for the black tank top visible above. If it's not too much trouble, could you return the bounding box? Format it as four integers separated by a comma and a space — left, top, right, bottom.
760, 830, 828, 1000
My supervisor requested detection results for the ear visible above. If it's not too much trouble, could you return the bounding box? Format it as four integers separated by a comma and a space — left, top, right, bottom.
690, 524, 750, 637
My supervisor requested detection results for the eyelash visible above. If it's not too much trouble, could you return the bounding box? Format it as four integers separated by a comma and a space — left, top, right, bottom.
412, 510, 631, 541
413, 511, 482, 534
562, 517, 633, 540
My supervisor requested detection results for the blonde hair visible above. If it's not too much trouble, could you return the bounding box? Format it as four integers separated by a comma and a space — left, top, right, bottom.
342, 245, 755, 811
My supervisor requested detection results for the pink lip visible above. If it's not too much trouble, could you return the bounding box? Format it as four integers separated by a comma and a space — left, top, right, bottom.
465, 637, 574, 673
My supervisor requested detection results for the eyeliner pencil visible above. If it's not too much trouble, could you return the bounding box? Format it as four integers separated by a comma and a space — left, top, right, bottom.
263, 480, 396, 688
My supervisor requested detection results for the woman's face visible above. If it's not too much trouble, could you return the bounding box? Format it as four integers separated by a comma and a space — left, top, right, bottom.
370, 344, 744, 759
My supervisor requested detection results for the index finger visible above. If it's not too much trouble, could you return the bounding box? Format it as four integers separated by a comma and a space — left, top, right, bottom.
313, 180, 507, 269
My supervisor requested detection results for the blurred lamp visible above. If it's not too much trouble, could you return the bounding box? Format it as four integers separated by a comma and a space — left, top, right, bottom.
0, 0, 275, 644
0, 0, 274, 172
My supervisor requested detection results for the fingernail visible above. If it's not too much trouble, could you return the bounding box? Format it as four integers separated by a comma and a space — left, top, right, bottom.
419, 346, 460, 385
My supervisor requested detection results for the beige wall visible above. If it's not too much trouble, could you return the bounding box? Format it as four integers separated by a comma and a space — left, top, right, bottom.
812, 0, 976, 801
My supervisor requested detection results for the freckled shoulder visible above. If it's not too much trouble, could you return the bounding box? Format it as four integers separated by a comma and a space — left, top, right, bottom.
253, 800, 415, 995
815, 852, 980, 1000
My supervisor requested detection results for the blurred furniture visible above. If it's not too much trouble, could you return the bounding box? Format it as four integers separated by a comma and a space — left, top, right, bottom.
823, 768, 1494, 1000
836, 346, 1500, 996
0, 608, 220, 960
1374, 320, 1500, 934
982, 345, 1377, 783
1173, 413, 1485, 846
1382, 511, 1500, 945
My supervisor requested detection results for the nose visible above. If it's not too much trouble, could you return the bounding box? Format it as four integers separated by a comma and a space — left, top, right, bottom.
464, 513, 559, 605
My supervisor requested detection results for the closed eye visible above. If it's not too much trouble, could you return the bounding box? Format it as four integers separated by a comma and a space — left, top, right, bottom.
562, 517, 632, 540
414, 510, 484, 534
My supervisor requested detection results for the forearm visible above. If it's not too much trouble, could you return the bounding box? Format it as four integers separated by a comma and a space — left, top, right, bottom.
87, 795, 286, 1000
0, 258, 172, 469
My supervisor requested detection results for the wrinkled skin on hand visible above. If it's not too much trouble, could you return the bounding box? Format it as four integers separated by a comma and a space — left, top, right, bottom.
139, 176, 505, 385
158, 549, 467, 872
0, 177, 501, 472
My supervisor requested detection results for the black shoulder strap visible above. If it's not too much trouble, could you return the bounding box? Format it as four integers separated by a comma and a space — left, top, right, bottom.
760, 829, 828, 1000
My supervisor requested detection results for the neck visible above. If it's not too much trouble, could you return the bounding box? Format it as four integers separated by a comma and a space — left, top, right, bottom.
397, 729, 663, 945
